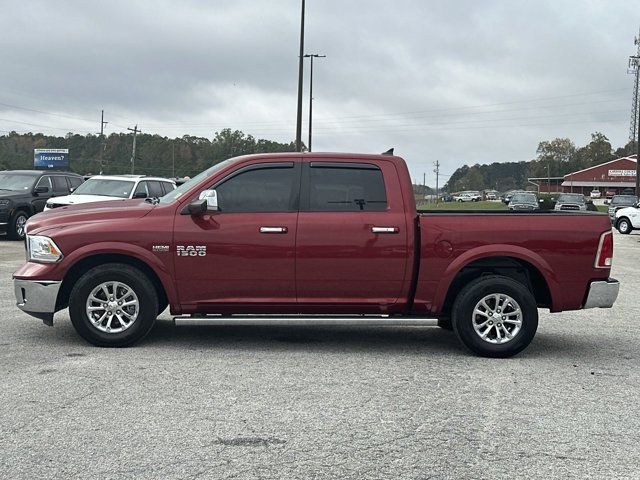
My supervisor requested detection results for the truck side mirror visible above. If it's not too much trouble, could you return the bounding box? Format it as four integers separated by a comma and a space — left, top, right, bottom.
133, 191, 148, 199
182, 189, 220, 216
34, 186, 49, 195
198, 189, 219, 212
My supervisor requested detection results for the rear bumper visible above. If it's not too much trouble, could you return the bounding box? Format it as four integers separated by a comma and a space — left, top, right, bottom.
583, 278, 619, 309
14, 278, 61, 324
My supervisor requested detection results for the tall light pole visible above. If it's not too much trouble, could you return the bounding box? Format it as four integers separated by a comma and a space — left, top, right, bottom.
295, 0, 306, 152
304, 53, 325, 152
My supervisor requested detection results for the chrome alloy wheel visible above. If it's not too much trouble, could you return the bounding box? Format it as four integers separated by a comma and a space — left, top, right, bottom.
619, 219, 630, 233
85, 281, 139, 333
15, 214, 27, 238
472, 293, 523, 344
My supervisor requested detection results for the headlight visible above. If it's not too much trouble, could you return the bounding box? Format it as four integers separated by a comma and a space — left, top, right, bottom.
27, 235, 63, 263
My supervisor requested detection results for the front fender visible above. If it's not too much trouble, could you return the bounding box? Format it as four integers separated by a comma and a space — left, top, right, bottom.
61, 242, 179, 309
432, 244, 559, 314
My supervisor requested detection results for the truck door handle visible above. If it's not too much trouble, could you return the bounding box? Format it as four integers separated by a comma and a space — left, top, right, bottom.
259, 226, 288, 234
371, 226, 399, 234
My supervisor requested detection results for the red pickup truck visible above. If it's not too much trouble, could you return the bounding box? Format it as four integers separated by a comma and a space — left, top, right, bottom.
13, 152, 619, 357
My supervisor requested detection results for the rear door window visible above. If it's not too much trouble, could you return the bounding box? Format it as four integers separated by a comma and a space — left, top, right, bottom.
161, 182, 176, 194
147, 181, 164, 198
52, 175, 69, 194
67, 176, 83, 192
306, 163, 387, 211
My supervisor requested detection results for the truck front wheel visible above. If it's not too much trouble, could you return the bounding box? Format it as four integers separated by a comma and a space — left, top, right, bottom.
68, 263, 159, 347
617, 218, 632, 234
451, 275, 538, 358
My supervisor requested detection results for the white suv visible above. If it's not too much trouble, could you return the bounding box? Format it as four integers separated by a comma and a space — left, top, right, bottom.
44, 175, 176, 211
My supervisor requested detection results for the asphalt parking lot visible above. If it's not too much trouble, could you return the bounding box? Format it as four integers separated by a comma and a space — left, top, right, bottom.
1, 233, 639, 480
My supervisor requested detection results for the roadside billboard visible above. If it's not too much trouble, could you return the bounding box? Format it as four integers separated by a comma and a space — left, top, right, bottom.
34, 149, 69, 170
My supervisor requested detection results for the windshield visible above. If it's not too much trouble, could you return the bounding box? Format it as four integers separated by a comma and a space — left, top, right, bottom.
611, 195, 638, 206
511, 193, 536, 203
0, 173, 36, 191
557, 194, 585, 203
73, 178, 135, 198
159, 158, 237, 205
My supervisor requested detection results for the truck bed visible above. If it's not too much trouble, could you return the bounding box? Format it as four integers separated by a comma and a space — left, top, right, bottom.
412, 211, 612, 315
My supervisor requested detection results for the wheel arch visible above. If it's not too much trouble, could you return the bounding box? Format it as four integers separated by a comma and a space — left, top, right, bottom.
434, 247, 557, 317
56, 252, 173, 314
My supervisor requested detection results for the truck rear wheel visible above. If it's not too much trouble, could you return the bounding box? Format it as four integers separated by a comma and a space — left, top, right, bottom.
69, 263, 159, 347
452, 275, 538, 358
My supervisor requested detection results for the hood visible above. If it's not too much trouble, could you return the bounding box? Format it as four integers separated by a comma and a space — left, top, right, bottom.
26, 199, 155, 236
615, 206, 639, 217
47, 194, 126, 206
0, 190, 31, 200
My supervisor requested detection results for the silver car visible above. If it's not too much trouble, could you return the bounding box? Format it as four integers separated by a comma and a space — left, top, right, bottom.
554, 193, 587, 212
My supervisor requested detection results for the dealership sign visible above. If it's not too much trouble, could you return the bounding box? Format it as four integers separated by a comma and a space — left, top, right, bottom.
608, 169, 636, 177
34, 149, 69, 170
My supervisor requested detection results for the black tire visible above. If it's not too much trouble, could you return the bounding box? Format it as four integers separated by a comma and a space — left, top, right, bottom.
452, 275, 538, 358
8, 210, 29, 240
617, 217, 632, 235
69, 263, 159, 347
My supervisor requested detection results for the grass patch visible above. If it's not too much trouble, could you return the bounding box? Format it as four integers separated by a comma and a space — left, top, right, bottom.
417, 200, 508, 210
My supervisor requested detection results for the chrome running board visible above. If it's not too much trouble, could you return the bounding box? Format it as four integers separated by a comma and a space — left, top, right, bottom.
173, 315, 439, 327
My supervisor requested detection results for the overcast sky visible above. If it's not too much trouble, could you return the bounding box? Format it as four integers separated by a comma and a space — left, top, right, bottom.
0, 0, 638, 184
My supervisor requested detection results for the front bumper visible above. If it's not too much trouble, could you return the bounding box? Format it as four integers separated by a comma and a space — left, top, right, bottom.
583, 278, 619, 309
14, 279, 61, 325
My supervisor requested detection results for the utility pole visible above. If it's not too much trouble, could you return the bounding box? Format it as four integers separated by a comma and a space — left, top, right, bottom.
423, 173, 426, 202
128, 125, 140, 174
628, 28, 640, 143
304, 54, 326, 152
434, 160, 440, 204
99, 110, 108, 174
295, 0, 306, 152
547, 162, 551, 194
630, 29, 640, 196
172, 141, 176, 178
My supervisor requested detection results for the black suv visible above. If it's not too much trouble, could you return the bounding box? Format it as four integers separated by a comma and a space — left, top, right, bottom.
0, 170, 84, 239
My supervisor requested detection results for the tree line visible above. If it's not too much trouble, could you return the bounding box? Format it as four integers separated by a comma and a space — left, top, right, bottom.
444, 133, 637, 192
0, 129, 297, 178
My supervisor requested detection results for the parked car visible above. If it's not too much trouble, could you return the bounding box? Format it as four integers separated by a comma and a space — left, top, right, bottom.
508, 192, 540, 211
14, 152, 618, 358
614, 202, 640, 234
502, 190, 526, 204
605, 189, 616, 200
590, 189, 601, 199
554, 193, 587, 212
621, 188, 636, 196
608, 195, 639, 223
485, 192, 498, 201
0, 170, 83, 239
44, 175, 176, 211
453, 191, 481, 202
440, 194, 453, 202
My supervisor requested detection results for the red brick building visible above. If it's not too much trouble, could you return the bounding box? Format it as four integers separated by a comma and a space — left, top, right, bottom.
561, 154, 637, 196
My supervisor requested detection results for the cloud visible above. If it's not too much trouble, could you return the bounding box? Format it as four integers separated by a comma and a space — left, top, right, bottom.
0, 0, 637, 183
